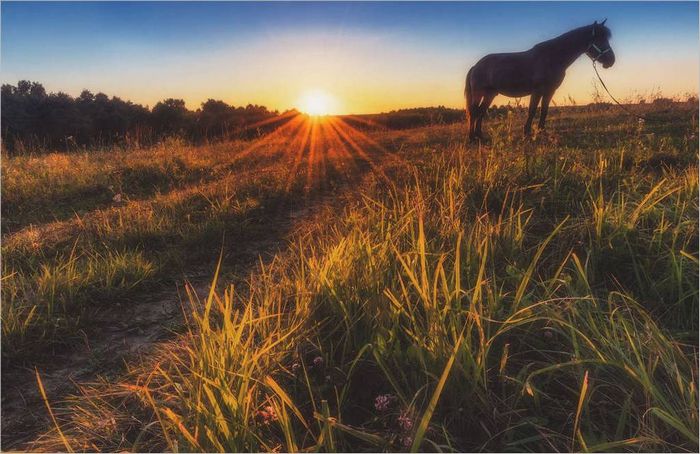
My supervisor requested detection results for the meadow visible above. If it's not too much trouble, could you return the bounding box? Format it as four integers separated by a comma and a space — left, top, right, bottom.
1, 103, 698, 452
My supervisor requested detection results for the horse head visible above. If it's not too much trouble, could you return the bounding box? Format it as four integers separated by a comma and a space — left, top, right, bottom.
586, 19, 615, 68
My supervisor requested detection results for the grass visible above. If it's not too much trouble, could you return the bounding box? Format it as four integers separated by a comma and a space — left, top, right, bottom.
4, 103, 698, 452
1, 122, 320, 358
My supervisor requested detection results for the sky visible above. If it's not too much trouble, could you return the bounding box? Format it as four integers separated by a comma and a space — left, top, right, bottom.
1, 1, 698, 114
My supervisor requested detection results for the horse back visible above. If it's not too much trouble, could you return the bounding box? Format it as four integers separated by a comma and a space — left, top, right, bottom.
469, 48, 558, 97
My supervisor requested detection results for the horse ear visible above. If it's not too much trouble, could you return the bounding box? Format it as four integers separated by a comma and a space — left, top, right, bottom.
601, 18, 607, 25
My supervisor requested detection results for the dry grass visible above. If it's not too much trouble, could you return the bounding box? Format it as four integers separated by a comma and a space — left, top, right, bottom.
3, 104, 698, 452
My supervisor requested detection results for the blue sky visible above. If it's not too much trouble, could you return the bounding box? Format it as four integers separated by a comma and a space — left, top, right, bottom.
2, 2, 698, 113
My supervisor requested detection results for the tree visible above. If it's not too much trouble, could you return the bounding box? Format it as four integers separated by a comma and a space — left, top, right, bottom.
200, 99, 236, 140
151, 98, 190, 138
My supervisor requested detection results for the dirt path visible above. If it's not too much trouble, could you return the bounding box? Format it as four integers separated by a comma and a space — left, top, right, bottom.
1, 120, 417, 451
1, 276, 201, 449
1, 200, 341, 451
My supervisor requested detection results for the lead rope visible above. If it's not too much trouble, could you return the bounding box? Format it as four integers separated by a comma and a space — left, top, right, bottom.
592, 60, 654, 122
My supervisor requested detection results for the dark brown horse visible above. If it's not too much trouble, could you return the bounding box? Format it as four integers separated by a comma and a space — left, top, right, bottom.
465, 20, 615, 141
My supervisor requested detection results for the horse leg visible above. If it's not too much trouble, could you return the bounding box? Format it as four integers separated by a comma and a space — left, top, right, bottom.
469, 91, 484, 142
538, 90, 554, 131
524, 92, 542, 136
476, 91, 497, 140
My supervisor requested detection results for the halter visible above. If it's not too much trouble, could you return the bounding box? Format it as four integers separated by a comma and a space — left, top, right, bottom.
589, 23, 654, 123
587, 26, 612, 62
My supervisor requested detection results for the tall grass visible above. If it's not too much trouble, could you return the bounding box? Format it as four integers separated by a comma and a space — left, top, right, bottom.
13, 105, 699, 451
2, 248, 156, 354
1, 133, 300, 359
142, 139, 696, 451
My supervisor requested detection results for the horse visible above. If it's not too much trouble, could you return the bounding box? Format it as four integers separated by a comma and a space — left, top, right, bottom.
465, 20, 615, 142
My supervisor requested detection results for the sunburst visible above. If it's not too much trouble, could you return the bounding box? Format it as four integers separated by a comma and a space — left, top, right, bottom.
296, 89, 338, 116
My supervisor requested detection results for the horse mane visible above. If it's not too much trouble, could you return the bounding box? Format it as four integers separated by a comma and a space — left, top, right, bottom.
532, 23, 611, 51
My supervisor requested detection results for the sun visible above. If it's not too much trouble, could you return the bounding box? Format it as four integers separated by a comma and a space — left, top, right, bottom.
297, 89, 338, 116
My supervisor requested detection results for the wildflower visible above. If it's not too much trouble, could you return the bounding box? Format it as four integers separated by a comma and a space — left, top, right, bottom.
374, 394, 396, 412
312, 356, 324, 368
543, 330, 553, 339
291, 362, 301, 373
400, 434, 413, 449
397, 411, 413, 431
112, 193, 123, 203
256, 405, 278, 425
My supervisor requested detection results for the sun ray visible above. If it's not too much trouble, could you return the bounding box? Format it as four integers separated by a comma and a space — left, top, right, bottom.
231, 113, 305, 163
243, 111, 411, 197
284, 118, 313, 193
341, 114, 387, 131
334, 117, 410, 167
243, 109, 301, 131
326, 117, 393, 185
318, 122, 332, 191
321, 120, 361, 180
305, 118, 321, 194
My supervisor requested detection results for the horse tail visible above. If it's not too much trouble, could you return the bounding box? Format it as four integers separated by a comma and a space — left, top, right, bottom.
464, 68, 473, 129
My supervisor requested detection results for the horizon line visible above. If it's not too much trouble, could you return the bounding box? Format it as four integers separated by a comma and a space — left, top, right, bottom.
3, 79, 697, 117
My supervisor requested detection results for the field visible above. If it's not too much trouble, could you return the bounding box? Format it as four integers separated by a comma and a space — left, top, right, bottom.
2, 103, 698, 452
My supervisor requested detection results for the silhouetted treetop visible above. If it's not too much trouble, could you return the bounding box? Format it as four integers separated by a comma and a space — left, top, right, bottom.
1, 80, 279, 153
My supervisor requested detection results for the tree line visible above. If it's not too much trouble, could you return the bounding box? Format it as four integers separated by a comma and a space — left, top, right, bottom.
1, 80, 290, 154
341, 105, 522, 131
8, 79, 681, 154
